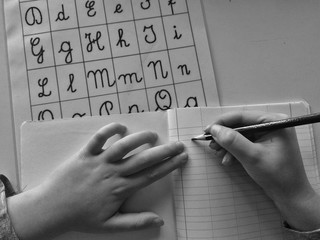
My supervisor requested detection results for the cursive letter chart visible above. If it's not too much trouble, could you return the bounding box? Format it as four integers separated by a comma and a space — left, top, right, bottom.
5, 0, 219, 156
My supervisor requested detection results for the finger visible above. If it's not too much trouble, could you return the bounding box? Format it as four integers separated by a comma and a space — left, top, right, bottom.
209, 140, 222, 151
212, 148, 227, 158
103, 212, 163, 232
86, 123, 127, 155
120, 142, 185, 176
209, 141, 226, 158
221, 152, 236, 166
209, 124, 259, 164
127, 152, 188, 190
104, 131, 158, 162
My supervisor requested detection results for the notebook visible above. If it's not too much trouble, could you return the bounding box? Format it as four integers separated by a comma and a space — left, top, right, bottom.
20, 101, 320, 240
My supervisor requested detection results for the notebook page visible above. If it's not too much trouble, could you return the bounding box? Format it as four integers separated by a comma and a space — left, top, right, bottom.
20, 111, 176, 240
4, 0, 219, 165
168, 102, 320, 240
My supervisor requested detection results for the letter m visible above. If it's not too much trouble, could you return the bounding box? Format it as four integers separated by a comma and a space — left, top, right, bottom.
87, 68, 115, 89
118, 72, 142, 85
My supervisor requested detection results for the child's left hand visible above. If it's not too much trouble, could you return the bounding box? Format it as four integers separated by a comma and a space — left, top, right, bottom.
8, 123, 188, 240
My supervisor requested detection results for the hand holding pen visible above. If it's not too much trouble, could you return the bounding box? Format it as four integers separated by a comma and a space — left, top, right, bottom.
201, 111, 320, 232
192, 112, 320, 141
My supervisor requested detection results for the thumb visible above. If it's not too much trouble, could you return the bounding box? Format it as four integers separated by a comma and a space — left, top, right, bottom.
209, 124, 258, 163
103, 212, 164, 232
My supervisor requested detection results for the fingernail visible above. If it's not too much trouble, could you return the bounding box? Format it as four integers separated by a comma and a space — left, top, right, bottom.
175, 142, 185, 153
180, 152, 188, 163
153, 218, 164, 226
151, 131, 159, 140
222, 154, 232, 166
221, 156, 228, 165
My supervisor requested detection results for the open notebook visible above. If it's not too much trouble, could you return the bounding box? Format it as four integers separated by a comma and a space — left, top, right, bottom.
20, 102, 320, 240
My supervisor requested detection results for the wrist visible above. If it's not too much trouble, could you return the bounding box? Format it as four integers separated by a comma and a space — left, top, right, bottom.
7, 185, 67, 240
274, 187, 320, 231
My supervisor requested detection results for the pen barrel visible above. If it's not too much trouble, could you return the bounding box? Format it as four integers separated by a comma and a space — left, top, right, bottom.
234, 112, 320, 135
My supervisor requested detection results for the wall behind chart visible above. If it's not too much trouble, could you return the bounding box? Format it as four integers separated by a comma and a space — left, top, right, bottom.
0, 2, 18, 187
202, 0, 320, 161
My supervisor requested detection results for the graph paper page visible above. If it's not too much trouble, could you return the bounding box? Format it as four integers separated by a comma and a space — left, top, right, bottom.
168, 102, 320, 240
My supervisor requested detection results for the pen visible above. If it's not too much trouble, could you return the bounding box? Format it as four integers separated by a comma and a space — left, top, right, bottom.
191, 112, 320, 141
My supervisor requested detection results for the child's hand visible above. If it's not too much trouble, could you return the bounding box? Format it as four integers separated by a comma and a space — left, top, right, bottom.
8, 123, 188, 239
205, 111, 320, 231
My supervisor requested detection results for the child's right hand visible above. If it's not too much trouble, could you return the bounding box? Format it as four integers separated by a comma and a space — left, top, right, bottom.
205, 111, 320, 231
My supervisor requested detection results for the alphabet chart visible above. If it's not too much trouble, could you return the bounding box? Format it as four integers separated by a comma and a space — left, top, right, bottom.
5, 0, 219, 136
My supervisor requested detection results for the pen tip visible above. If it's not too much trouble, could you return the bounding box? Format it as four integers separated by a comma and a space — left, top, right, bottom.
191, 134, 203, 140
191, 134, 212, 141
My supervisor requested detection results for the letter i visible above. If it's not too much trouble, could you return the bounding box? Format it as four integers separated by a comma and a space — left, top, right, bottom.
173, 25, 182, 40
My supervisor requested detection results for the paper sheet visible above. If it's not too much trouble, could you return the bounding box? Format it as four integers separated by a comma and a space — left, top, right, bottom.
20, 111, 176, 240
5, 0, 219, 154
168, 102, 320, 240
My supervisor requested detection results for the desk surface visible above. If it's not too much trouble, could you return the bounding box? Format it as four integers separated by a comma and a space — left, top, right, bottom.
1, 0, 320, 187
